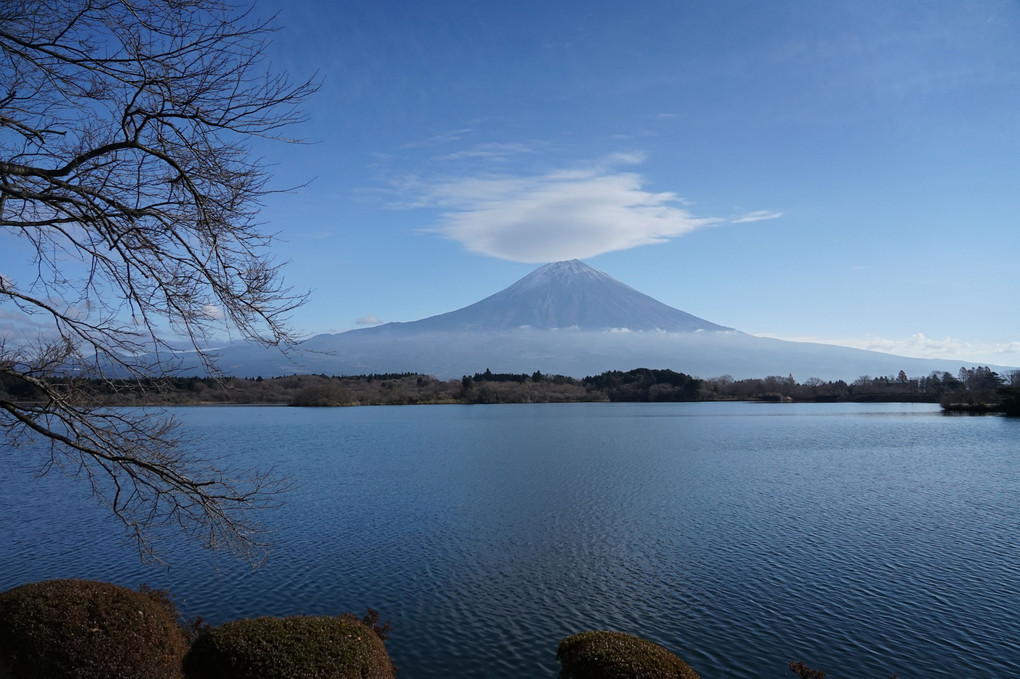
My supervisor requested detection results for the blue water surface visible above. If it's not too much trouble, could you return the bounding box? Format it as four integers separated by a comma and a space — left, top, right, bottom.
1, 402, 1018, 678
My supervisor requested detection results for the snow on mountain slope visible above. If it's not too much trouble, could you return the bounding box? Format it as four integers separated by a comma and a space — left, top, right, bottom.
351, 260, 731, 334
204, 260, 1001, 380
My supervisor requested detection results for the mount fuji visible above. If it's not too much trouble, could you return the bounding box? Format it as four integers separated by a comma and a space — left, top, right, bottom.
211, 260, 992, 381
346, 260, 730, 334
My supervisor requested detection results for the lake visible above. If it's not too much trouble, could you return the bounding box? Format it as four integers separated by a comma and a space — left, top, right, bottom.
1, 402, 1018, 678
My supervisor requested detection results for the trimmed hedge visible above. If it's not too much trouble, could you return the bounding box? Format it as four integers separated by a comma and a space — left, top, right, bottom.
183, 615, 396, 679
0, 579, 188, 679
557, 630, 701, 679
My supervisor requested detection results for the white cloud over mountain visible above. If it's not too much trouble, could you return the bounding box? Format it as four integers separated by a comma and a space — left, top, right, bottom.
761, 332, 1020, 368
418, 163, 722, 262
201, 304, 225, 321
356, 315, 382, 325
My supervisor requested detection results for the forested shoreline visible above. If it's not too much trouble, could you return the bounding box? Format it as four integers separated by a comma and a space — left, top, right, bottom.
4, 366, 1017, 413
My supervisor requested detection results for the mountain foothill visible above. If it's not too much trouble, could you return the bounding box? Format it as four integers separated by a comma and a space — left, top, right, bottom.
203, 260, 1007, 383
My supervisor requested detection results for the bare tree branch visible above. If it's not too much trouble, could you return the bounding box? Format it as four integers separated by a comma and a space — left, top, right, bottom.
1, 0, 316, 564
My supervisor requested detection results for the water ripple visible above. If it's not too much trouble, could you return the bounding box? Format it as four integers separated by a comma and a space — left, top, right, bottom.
2, 403, 1018, 678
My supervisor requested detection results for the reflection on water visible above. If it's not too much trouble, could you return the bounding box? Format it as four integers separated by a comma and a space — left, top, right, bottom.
2, 402, 1018, 678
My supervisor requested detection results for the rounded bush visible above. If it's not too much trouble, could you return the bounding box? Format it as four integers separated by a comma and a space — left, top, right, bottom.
183, 615, 396, 679
0, 579, 188, 679
557, 630, 701, 679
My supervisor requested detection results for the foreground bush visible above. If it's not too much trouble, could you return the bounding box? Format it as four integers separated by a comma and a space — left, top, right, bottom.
557, 630, 701, 679
0, 579, 188, 679
183, 615, 396, 679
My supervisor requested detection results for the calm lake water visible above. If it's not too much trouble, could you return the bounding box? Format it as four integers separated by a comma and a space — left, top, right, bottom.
1, 402, 1018, 678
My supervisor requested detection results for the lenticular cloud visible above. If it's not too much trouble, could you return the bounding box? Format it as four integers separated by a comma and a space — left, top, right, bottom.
424, 168, 721, 262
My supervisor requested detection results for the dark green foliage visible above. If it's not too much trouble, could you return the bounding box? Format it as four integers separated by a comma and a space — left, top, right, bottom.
698, 366, 1018, 406
18, 366, 1011, 409
340, 608, 392, 642
0, 579, 189, 679
999, 385, 1020, 416
937, 366, 1007, 412
0, 372, 46, 401
583, 368, 701, 402
557, 630, 701, 679
360, 372, 420, 382
183, 615, 396, 679
460, 370, 590, 403
471, 369, 529, 383
290, 383, 355, 406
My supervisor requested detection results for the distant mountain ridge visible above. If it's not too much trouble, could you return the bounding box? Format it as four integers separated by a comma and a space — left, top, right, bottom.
360, 260, 730, 334
207, 260, 1008, 381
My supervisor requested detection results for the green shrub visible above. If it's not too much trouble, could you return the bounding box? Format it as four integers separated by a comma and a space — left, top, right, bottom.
557, 630, 701, 679
183, 614, 396, 679
0, 579, 188, 679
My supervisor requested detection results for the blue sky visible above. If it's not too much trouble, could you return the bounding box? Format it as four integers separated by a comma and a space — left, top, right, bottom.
5, 0, 1020, 368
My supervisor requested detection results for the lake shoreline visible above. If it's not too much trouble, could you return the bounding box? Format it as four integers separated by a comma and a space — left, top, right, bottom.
6, 367, 1014, 413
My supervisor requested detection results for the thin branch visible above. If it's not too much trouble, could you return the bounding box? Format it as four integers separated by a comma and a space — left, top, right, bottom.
0, 0, 316, 564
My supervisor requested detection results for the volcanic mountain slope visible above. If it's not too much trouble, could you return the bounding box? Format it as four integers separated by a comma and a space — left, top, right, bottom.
211, 260, 996, 381
358, 260, 730, 334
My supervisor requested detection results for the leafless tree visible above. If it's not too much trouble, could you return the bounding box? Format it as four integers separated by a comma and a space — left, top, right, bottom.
1, 0, 317, 563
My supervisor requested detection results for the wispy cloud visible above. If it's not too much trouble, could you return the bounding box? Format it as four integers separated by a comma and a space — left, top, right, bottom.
402, 128, 474, 149
732, 210, 783, 224
760, 332, 1020, 367
439, 142, 536, 162
840, 333, 984, 358
356, 315, 382, 325
412, 159, 724, 262
201, 304, 225, 321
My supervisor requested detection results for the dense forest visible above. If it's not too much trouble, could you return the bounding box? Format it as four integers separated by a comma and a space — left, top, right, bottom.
2, 366, 1017, 413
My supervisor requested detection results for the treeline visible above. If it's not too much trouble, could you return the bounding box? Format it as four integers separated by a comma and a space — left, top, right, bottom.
457, 368, 702, 404
0, 373, 465, 407
0, 369, 701, 407
701, 366, 1020, 413
702, 367, 999, 401
2, 367, 1017, 412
